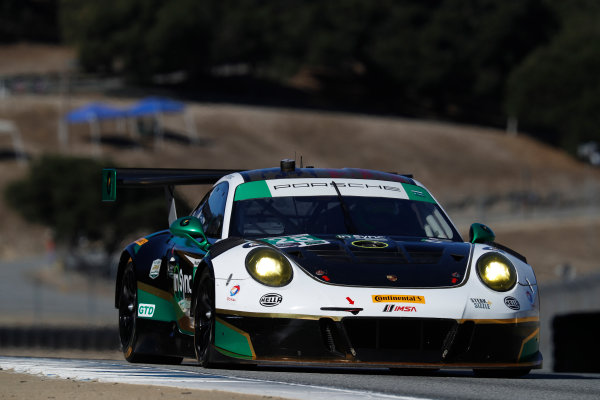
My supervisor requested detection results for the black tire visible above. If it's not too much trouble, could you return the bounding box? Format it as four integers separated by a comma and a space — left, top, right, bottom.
194, 268, 216, 367
473, 368, 531, 378
118, 261, 183, 365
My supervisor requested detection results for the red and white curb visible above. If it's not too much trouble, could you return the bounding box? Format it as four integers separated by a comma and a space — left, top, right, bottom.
0, 356, 428, 400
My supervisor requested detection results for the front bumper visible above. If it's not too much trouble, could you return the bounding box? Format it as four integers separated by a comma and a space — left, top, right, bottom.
213, 311, 542, 369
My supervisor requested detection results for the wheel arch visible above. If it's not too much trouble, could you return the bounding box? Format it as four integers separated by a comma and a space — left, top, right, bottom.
115, 250, 135, 308
191, 257, 215, 319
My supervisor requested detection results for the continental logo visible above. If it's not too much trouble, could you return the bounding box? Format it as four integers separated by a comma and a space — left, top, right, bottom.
372, 295, 425, 304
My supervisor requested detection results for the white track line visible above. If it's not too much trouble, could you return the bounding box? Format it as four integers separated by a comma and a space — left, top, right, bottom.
0, 356, 430, 400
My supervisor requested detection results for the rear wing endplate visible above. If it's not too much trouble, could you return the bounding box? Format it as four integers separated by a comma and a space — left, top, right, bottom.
102, 168, 240, 224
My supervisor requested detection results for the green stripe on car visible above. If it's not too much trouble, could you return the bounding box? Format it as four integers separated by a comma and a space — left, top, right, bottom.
402, 183, 436, 203
234, 181, 272, 201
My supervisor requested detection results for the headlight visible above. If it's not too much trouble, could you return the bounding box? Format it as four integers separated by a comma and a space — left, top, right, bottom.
245, 248, 293, 287
476, 252, 517, 292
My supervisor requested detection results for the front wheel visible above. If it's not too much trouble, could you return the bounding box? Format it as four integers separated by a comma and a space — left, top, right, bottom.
194, 268, 216, 367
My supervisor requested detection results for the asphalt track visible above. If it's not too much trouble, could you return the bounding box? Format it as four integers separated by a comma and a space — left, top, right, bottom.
2, 356, 600, 400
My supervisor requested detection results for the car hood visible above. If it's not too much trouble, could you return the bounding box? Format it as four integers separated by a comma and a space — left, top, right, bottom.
259, 234, 472, 288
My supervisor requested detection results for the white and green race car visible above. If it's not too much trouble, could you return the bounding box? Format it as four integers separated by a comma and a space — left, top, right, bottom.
103, 160, 541, 376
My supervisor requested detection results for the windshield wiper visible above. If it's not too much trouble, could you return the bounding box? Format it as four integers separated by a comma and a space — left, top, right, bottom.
331, 181, 357, 234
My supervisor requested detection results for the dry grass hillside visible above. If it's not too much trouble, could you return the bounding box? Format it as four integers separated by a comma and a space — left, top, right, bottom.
1, 45, 599, 285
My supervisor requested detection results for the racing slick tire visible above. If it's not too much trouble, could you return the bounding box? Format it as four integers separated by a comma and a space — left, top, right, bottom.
119, 261, 182, 364
193, 268, 216, 367
473, 368, 531, 378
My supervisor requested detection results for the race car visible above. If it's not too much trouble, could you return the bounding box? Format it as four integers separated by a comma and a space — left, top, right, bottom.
102, 160, 541, 376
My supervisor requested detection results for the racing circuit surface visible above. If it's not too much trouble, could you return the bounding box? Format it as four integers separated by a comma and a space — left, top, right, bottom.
2, 356, 600, 400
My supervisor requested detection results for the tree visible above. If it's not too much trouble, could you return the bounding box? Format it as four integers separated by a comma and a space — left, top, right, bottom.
506, 2, 600, 151
4, 156, 183, 273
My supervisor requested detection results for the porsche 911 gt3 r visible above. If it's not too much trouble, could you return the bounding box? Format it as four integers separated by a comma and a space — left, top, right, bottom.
102, 160, 541, 376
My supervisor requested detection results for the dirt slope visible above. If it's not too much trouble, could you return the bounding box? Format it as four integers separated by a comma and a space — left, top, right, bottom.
1, 44, 599, 284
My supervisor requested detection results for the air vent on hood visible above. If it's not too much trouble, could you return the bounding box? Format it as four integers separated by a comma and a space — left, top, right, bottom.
305, 249, 351, 263
405, 247, 443, 264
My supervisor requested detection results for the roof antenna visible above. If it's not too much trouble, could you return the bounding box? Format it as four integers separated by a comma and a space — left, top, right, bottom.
300, 155, 303, 168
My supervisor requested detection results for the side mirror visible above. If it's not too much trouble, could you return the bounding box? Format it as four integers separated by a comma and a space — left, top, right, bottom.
469, 223, 495, 244
170, 216, 209, 250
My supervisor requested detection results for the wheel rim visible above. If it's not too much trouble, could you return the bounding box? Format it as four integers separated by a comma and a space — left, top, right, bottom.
195, 277, 214, 360
119, 267, 137, 349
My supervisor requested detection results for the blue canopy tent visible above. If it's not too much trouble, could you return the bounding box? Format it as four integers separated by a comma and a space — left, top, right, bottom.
59, 97, 197, 153
127, 97, 184, 116
66, 102, 128, 123
127, 97, 198, 145
61, 102, 129, 154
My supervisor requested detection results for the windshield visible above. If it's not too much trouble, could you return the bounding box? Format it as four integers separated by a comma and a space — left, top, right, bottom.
229, 196, 460, 241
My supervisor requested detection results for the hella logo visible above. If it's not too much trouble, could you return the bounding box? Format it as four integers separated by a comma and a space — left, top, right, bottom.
259, 293, 282, 307
504, 296, 520, 311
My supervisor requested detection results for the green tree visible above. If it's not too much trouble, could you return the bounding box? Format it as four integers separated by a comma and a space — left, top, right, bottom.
506, 1, 600, 151
4, 155, 178, 259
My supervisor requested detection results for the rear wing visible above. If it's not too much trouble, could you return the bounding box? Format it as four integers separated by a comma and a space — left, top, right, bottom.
102, 168, 241, 224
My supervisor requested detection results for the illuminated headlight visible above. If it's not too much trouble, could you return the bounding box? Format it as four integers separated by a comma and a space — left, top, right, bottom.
476, 252, 517, 292
245, 248, 293, 287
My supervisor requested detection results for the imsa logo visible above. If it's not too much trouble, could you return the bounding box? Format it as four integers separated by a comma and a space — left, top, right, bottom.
259, 293, 282, 307
138, 303, 155, 318
383, 304, 417, 312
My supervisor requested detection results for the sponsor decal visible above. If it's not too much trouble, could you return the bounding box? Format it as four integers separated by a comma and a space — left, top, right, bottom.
526, 291, 535, 305
386, 274, 398, 282
230, 285, 240, 296
259, 293, 282, 307
242, 242, 262, 248
149, 259, 161, 279
383, 304, 417, 312
178, 299, 191, 313
372, 294, 425, 304
451, 272, 461, 284
180, 218, 190, 226
134, 238, 148, 246
260, 234, 329, 248
336, 234, 387, 240
351, 240, 388, 249
504, 296, 521, 310
138, 303, 155, 317
271, 181, 404, 192
174, 270, 192, 295
470, 298, 492, 309
315, 269, 326, 276
346, 297, 355, 305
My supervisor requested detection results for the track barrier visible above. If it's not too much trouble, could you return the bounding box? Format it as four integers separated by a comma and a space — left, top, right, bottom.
0, 326, 119, 351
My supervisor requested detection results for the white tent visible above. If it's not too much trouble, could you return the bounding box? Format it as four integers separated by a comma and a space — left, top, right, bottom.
0, 119, 27, 165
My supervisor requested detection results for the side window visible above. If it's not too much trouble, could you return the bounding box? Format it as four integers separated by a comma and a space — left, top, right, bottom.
192, 182, 229, 238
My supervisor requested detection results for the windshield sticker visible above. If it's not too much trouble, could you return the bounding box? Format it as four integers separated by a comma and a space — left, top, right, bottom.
402, 183, 436, 203
235, 179, 439, 204
260, 234, 329, 248
234, 180, 272, 201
